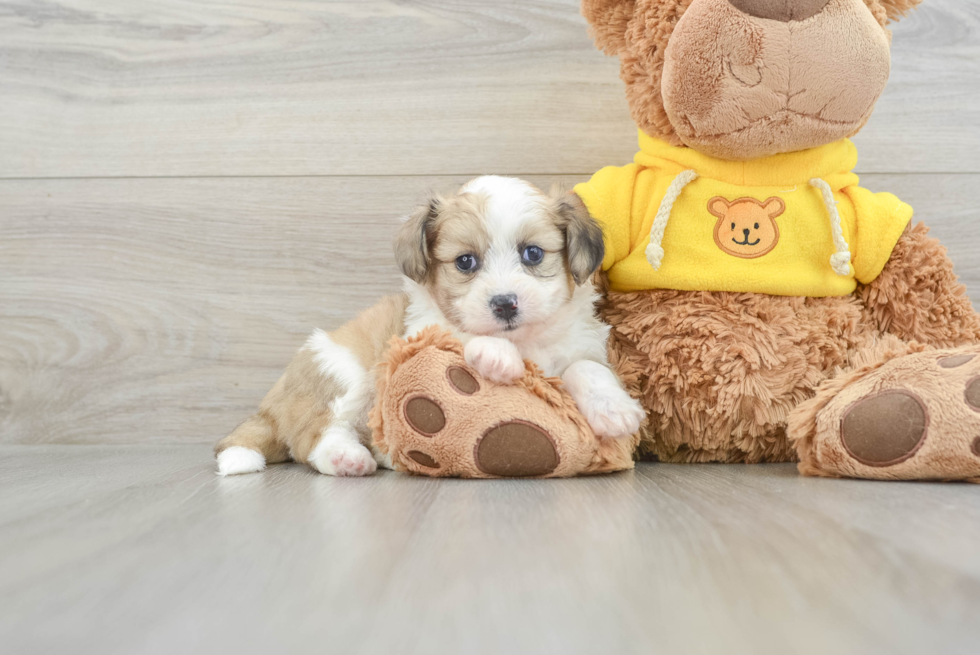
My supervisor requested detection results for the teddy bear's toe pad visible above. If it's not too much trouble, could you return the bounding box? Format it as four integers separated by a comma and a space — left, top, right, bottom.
371, 327, 637, 478
841, 390, 928, 467
965, 377, 980, 409
408, 450, 440, 469
375, 339, 635, 478
404, 397, 446, 435
476, 421, 559, 477
447, 366, 480, 395
939, 354, 975, 369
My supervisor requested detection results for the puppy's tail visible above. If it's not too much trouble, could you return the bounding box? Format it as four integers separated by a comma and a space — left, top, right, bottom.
215, 413, 290, 476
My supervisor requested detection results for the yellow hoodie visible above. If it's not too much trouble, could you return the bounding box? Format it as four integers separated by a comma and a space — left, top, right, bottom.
574, 131, 912, 297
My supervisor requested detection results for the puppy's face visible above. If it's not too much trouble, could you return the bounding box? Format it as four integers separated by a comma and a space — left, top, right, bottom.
394, 176, 604, 339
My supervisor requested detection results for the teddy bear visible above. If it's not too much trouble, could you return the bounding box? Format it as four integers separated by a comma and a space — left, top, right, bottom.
373, 0, 980, 481
370, 326, 635, 478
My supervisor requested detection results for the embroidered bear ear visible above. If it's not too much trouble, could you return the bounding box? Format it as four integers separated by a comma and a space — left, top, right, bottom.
762, 197, 786, 219
708, 197, 730, 219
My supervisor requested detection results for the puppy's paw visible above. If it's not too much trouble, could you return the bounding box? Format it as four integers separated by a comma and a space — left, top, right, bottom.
578, 388, 645, 439
216, 446, 266, 476
562, 360, 645, 439
464, 336, 525, 384
310, 427, 378, 477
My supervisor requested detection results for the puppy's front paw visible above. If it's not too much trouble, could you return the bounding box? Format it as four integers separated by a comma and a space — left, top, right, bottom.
577, 388, 645, 440
464, 337, 525, 384
311, 427, 378, 477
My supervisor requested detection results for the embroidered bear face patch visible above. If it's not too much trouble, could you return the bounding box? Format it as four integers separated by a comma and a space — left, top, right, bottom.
709, 197, 785, 259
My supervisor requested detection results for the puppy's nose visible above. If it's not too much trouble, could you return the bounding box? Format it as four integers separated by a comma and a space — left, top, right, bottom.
743, 228, 751, 238
729, 0, 830, 22
490, 294, 519, 321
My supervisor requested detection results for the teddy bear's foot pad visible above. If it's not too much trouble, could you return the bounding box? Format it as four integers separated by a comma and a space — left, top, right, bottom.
379, 344, 585, 478
794, 346, 980, 481
840, 390, 928, 467
370, 327, 636, 479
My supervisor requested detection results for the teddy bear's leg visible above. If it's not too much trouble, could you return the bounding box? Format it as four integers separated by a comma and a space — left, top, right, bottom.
857, 222, 980, 347
788, 335, 980, 481
371, 329, 635, 478
602, 288, 867, 463
787, 225, 980, 480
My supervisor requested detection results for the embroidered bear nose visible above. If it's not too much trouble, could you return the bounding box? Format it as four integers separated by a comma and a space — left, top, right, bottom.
743, 228, 751, 238
728, 0, 830, 22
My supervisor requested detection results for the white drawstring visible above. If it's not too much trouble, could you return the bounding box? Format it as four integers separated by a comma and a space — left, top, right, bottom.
644, 172, 851, 277
809, 178, 852, 276
645, 169, 698, 270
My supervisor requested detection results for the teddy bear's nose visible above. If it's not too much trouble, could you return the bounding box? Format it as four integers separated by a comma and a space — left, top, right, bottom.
729, 0, 830, 22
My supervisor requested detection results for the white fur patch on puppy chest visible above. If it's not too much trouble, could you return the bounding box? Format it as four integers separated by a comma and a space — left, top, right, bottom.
304, 329, 373, 430
306, 329, 367, 391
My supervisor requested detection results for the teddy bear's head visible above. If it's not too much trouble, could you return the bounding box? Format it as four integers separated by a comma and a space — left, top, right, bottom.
583, 0, 922, 160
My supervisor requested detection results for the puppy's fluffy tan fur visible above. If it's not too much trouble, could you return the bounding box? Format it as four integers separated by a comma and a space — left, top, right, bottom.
215, 295, 406, 476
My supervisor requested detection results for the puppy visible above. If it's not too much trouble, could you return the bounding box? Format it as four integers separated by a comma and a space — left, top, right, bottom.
215, 176, 644, 477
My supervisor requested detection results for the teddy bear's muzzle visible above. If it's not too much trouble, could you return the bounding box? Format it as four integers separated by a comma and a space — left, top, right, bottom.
661, 0, 891, 160
728, 0, 830, 23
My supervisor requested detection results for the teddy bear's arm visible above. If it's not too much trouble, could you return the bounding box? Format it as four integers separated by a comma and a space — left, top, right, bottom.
856, 222, 980, 348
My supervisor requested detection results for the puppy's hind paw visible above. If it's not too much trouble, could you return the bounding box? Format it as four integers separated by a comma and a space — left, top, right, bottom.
310, 428, 378, 477
216, 446, 266, 476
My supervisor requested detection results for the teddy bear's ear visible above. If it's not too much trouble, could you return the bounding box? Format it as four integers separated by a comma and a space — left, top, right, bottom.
581, 0, 636, 56
874, 0, 924, 22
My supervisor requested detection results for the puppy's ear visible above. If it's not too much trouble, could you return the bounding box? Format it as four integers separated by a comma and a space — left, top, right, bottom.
556, 191, 605, 285
393, 194, 440, 283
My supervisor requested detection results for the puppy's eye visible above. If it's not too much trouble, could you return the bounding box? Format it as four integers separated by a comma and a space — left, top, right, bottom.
731, 222, 735, 230
521, 245, 544, 266
455, 254, 479, 273
754, 223, 760, 230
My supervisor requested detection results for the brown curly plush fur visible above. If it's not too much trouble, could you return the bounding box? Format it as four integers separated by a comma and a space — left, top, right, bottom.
602, 224, 980, 464
603, 287, 862, 462
857, 222, 980, 348
581, 0, 913, 143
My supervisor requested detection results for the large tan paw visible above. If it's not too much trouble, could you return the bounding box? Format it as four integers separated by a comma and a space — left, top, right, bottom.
792, 346, 980, 481
370, 328, 636, 478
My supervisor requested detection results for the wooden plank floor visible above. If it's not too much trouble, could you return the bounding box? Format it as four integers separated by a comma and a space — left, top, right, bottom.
1, 0, 979, 177
3, 1, 980, 652
1, 446, 979, 655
